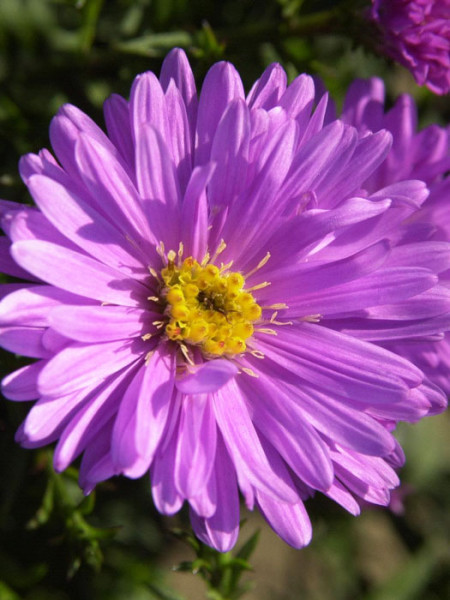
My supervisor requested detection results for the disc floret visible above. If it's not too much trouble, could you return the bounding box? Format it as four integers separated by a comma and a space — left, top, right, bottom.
160, 252, 262, 358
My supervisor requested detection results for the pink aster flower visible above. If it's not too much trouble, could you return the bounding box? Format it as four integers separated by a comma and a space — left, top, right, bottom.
332, 76, 450, 396
0, 50, 449, 552
370, 0, 450, 95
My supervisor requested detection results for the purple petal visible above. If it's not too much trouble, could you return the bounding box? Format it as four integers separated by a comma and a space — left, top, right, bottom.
38, 339, 145, 397
180, 164, 215, 260
213, 379, 298, 503
53, 364, 137, 471
195, 61, 244, 166
11, 240, 148, 306
103, 94, 135, 170
175, 359, 238, 394
111, 346, 175, 478
174, 395, 217, 503
27, 175, 147, 274
189, 437, 239, 552
0, 285, 93, 327
257, 492, 312, 549
160, 48, 198, 138
2, 361, 45, 401
49, 305, 151, 342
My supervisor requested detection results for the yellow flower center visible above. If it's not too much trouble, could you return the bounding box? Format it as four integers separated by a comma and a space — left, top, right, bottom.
160, 252, 262, 358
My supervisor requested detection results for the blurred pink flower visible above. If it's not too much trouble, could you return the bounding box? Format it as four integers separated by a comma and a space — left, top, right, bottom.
370, 0, 450, 94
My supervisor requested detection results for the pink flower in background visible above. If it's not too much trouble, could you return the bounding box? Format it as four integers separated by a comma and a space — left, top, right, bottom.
370, 0, 450, 94
0, 51, 448, 551
331, 76, 450, 396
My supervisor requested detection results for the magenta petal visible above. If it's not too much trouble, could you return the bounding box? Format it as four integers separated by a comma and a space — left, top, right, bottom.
175, 359, 238, 394
195, 61, 244, 166
0, 285, 91, 328
11, 240, 148, 307
38, 339, 144, 397
151, 417, 184, 515
129, 71, 170, 145
174, 395, 217, 502
180, 164, 215, 260
213, 379, 298, 503
247, 63, 287, 110
21, 389, 87, 446
2, 361, 45, 401
190, 437, 240, 552
27, 174, 146, 273
52, 364, 136, 471
257, 493, 312, 549
111, 346, 175, 478
103, 94, 135, 170
0, 237, 38, 281
160, 48, 198, 135
49, 305, 150, 342
0, 326, 49, 358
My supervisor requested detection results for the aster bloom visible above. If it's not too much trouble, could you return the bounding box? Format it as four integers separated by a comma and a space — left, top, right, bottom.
332, 76, 450, 395
370, 0, 450, 95
0, 50, 449, 552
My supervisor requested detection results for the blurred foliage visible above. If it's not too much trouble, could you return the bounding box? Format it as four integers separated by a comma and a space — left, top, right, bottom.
0, 0, 449, 599
172, 527, 260, 599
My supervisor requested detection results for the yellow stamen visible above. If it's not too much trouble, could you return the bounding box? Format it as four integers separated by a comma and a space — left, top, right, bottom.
244, 252, 271, 278
245, 281, 271, 292
210, 239, 227, 264
299, 314, 322, 323
256, 327, 277, 335
159, 250, 265, 358
241, 367, 259, 378
262, 303, 288, 310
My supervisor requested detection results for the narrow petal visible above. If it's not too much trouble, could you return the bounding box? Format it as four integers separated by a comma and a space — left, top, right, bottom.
111, 346, 175, 478
129, 70, 170, 145
246, 63, 287, 109
11, 240, 148, 307
49, 305, 152, 342
151, 415, 184, 515
20, 388, 88, 446
0, 326, 49, 358
160, 48, 198, 137
103, 94, 135, 170
189, 437, 239, 552
2, 361, 45, 401
75, 133, 157, 254
257, 493, 312, 549
27, 175, 146, 273
38, 339, 145, 397
180, 164, 214, 260
53, 364, 137, 471
213, 379, 298, 503
175, 359, 238, 394
195, 61, 245, 166
0, 285, 93, 327
175, 395, 217, 502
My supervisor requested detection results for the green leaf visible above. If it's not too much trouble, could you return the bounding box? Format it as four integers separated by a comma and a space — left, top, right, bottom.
79, 0, 105, 52
236, 530, 260, 562
114, 31, 193, 57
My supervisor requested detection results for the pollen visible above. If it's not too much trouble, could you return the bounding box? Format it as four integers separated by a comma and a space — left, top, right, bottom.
159, 252, 263, 358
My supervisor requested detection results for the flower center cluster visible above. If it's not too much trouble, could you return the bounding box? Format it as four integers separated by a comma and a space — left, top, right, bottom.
160, 254, 262, 357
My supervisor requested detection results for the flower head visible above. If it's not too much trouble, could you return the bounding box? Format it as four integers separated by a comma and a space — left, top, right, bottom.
0, 50, 449, 551
335, 76, 450, 395
370, 0, 450, 94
